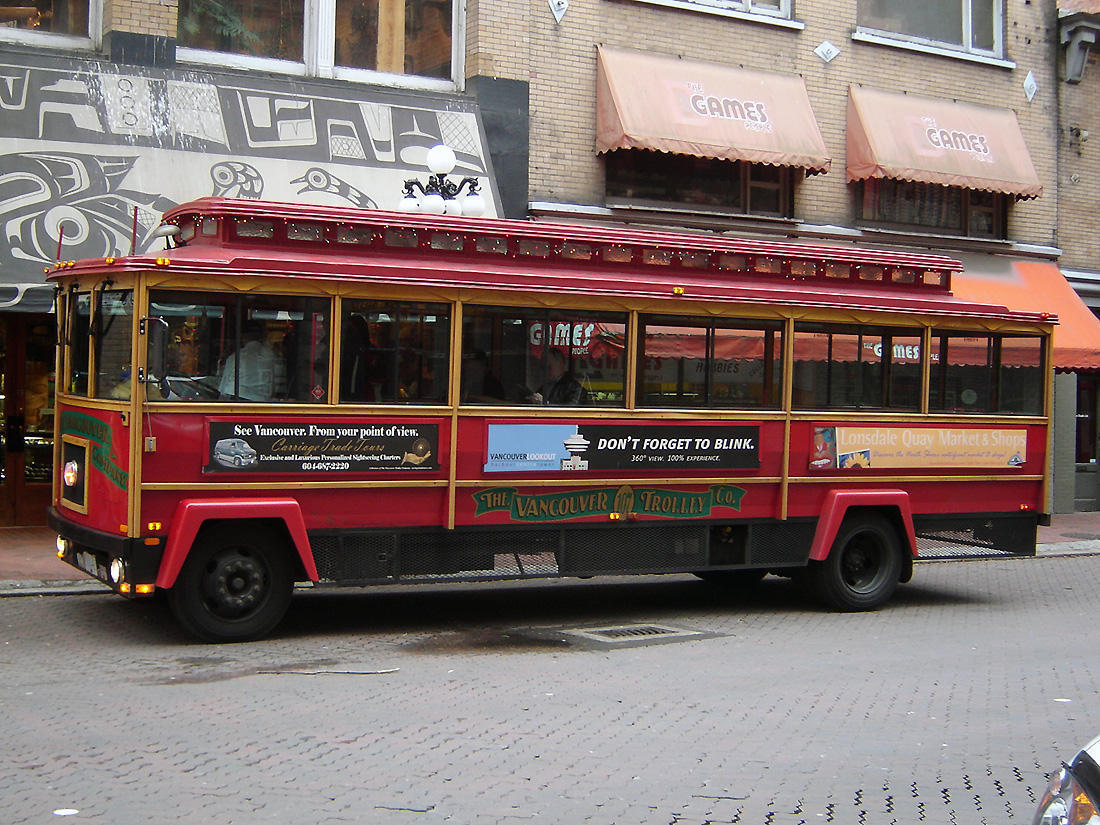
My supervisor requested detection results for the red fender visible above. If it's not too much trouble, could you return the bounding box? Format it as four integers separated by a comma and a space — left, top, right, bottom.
807, 489, 917, 562
156, 497, 318, 589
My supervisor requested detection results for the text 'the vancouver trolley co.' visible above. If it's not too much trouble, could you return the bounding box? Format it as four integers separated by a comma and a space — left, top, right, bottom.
48, 198, 1053, 641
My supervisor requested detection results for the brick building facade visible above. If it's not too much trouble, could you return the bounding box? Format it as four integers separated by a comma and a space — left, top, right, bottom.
2, 0, 1099, 520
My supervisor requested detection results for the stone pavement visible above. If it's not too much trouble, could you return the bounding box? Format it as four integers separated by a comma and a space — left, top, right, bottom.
2, 511, 1098, 597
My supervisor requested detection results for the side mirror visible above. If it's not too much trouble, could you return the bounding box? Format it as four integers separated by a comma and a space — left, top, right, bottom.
140, 316, 169, 393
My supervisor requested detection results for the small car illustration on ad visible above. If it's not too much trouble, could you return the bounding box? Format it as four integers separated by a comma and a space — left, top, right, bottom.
213, 437, 258, 468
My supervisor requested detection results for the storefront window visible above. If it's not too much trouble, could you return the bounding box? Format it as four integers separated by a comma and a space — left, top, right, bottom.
858, 180, 1007, 239
22, 320, 55, 484
605, 151, 794, 217
1077, 374, 1098, 464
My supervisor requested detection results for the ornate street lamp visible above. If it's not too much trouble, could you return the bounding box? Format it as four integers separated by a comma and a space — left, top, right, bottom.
398, 144, 486, 217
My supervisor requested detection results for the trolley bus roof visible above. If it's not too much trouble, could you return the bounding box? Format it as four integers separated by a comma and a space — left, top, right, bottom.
47, 198, 1054, 326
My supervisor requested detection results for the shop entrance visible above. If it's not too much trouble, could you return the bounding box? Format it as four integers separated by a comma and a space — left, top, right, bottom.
0, 315, 55, 526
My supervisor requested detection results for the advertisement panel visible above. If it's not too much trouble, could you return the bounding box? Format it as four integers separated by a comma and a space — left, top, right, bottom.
484, 423, 760, 473
203, 420, 438, 473
810, 425, 1027, 470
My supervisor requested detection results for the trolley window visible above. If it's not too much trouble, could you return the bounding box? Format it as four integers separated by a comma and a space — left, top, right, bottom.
930, 332, 1044, 415
66, 292, 92, 397
792, 323, 922, 410
148, 291, 330, 403
461, 306, 627, 406
95, 290, 134, 400
638, 316, 783, 409
340, 300, 450, 404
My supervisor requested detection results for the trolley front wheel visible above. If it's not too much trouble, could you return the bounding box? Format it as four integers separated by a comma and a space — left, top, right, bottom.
167, 528, 293, 642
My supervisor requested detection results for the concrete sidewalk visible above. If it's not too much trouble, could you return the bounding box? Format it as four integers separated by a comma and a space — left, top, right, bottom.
2, 512, 1098, 597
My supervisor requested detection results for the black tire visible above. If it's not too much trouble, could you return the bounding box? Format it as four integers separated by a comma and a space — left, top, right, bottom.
808, 513, 902, 611
167, 528, 294, 642
693, 569, 767, 587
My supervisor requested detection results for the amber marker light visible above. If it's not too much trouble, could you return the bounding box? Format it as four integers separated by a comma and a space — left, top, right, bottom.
672, 287, 685, 295
135, 584, 155, 595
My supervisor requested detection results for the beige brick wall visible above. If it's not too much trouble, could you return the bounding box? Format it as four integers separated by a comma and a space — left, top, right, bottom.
102, 0, 178, 39
466, 0, 531, 80
1058, 51, 1100, 270
485, 0, 1059, 247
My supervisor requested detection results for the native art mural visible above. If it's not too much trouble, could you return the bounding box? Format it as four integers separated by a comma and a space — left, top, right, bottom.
0, 53, 496, 292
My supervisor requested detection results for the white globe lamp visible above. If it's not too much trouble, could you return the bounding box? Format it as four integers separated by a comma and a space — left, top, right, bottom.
420, 193, 446, 214
461, 193, 486, 217
426, 144, 457, 176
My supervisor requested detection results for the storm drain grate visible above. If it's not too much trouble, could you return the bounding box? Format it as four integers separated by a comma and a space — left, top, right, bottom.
560, 623, 704, 645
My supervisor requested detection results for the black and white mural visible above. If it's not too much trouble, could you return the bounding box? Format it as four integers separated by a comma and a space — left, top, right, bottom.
0, 51, 499, 307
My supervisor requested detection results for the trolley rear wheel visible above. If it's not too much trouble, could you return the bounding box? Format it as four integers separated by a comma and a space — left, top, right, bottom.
167, 527, 293, 642
808, 513, 902, 611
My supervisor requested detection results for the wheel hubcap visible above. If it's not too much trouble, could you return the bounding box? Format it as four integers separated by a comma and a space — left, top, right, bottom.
841, 537, 883, 592
200, 549, 269, 619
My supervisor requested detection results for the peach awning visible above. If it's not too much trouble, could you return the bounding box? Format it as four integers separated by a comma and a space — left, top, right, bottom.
596, 46, 831, 174
847, 86, 1043, 199
951, 259, 1100, 370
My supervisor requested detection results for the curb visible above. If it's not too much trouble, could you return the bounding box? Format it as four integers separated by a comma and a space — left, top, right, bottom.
1, 544, 1096, 598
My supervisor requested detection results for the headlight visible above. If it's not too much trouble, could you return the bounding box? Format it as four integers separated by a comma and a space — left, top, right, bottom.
63, 460, 80, 487
1033, 766, 1100, 825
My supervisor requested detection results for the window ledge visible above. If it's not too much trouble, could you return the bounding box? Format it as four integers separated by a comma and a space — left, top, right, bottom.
527, 201, 1061, 259
0, 28, 95, 51
620, 0, 804, 30
530, 201, 799, 233
857, 226, 1059, 259
176, 48, 459, 90
851, 29, 1015, 69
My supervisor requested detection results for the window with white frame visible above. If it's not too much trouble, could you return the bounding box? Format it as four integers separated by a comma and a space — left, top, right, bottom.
177, 0, 457, 83
0, 0, 92, 41
629, 0, 792, 22
856, 0, 1000, 57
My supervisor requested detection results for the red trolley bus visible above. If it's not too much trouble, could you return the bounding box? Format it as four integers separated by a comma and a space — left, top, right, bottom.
48, 197, 1052, 641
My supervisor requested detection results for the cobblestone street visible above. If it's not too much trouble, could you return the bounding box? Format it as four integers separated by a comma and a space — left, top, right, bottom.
2, 553, 1099, 824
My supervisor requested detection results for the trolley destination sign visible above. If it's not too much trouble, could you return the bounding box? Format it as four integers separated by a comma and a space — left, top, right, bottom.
203, 420, 438, 473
